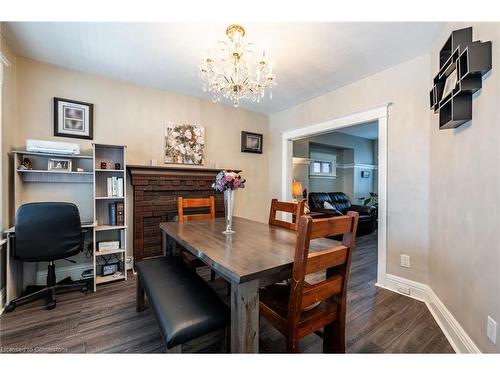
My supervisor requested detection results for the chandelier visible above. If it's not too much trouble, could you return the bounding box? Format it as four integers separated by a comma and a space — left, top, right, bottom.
199, 24, 276, 107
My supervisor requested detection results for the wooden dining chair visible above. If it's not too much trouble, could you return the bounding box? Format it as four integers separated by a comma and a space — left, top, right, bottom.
268, 198, 305, 231
259, 211, 359, 353
177, 196, 216, 281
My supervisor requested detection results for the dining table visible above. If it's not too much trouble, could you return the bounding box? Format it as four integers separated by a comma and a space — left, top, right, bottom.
160, 216, 335, 353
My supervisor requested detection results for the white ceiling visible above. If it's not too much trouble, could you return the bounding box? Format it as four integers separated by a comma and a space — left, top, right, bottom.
335, 121, 379, 140
3, 22, 444, 114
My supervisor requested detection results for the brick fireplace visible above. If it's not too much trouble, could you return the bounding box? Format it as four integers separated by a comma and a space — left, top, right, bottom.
128, 165, 229, 266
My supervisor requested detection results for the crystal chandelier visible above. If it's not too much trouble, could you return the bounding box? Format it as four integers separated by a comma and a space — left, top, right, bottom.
199, 24, 276, 107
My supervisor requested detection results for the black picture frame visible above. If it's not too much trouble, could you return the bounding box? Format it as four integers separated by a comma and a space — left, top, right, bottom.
54, 97, 94, 140
241, 131, 263, 154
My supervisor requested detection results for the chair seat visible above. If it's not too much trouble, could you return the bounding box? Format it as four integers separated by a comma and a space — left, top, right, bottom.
259, 282, 339, 339
136, 257, 229, 349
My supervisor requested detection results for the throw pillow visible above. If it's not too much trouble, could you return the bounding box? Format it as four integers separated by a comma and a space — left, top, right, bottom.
323, 201, 335, 210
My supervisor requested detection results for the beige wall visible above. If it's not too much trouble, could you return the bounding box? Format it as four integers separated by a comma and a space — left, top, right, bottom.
11, 56, 270, 258
1, 32, 17, 231
429, 22, 500, 353
269, 54, 431, 284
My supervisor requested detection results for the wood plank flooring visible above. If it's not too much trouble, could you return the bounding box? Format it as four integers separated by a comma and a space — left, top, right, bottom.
0, 233, 454, 353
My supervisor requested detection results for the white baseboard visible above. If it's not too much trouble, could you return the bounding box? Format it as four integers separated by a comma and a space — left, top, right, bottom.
377, 273, 429, 302
426, 288, 481, 353
377, 273, 481, 353
36, 263, 93, 285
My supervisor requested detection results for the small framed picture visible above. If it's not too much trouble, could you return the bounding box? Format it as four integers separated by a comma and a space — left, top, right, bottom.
361, 170, 371, 178
241, 131, 263, 154
54, 97, 94, 140
48, 158, 72, 172
441, 69, 458, 100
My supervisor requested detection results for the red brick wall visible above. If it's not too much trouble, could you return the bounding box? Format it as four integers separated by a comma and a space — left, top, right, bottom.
130, 170, 223, 263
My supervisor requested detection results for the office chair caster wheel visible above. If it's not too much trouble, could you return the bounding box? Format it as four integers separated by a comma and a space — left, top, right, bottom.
46, 300, 56, 310
80, 285, 88, 293
5, 303, 16, 313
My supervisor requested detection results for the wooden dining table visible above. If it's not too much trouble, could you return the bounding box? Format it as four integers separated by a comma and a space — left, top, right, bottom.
160, 216, 335, 353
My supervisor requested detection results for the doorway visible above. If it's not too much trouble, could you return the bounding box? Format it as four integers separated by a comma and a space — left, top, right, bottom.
281, 105, 388, 285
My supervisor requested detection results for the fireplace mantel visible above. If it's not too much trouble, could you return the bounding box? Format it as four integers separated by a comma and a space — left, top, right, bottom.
128, 164, 240, 266
128, 164, 241, 176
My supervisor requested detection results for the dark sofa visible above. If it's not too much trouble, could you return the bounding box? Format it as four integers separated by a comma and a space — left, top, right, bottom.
308, 192, 377, 236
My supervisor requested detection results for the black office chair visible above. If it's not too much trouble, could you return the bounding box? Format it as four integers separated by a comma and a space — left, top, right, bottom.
5, 202, 89, 312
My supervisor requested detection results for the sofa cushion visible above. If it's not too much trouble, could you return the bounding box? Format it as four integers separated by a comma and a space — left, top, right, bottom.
308, 192, 333, 210
328, 192, 352, 213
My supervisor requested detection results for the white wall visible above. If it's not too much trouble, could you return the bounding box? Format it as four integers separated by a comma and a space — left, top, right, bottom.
428, 22, 500, 353
270, 54, 431, 284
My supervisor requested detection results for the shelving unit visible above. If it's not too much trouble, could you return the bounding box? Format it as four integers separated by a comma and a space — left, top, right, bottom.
92, 143, 127, 290
13, 150, 94, 183
11, 144, 129, 295
430, 27, 492, 129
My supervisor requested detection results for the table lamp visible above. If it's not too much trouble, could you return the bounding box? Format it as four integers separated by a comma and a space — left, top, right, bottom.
292, 180, 303, 202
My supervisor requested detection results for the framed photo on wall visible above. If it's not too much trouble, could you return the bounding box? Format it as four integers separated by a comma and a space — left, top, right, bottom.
241, 131, 263, 154
54, 97, 94, 140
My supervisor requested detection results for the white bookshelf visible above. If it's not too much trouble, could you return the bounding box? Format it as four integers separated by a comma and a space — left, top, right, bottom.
92, 143, 127, 291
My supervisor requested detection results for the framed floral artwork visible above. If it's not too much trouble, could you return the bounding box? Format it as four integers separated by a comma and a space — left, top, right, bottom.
164, 123, 205, 165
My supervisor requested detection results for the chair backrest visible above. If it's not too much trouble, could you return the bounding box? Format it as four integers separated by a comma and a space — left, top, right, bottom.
177, 196, 215, 222
15, 202, 82, 262
287, 211, 359, 326
268, 199, 305, 231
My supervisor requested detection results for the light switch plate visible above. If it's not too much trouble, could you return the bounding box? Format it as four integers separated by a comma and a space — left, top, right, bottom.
487, 316, 497, 344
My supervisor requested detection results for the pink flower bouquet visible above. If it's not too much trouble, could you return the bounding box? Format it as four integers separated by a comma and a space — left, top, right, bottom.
212, 170, 246, 192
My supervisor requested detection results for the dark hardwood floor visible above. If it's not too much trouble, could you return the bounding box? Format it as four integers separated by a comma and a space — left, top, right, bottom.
0, 233, 454, 353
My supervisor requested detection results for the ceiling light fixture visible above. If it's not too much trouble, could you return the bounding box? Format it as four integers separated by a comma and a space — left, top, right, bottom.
199, 24, 276, 107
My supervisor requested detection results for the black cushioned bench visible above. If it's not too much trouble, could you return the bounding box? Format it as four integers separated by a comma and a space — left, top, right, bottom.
136, 256, 229, 353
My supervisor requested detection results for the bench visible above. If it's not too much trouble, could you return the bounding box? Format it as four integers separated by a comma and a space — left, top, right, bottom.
136, 256, 229, 353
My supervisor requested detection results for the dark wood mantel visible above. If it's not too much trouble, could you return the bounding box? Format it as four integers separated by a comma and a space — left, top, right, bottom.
127, 164, 240, 266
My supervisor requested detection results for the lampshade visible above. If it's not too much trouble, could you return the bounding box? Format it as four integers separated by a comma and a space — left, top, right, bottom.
292, 180, 303, 197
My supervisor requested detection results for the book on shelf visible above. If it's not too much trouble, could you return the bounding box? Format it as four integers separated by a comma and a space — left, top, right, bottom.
106, 176, 124, 198
107, 177, 112, 197
116, 201, 124, 226
108, 201, 125, 226
117, 178, 124, 197
108, 203, 117, 226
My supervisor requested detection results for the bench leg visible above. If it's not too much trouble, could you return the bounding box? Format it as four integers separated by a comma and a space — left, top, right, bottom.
136, 279, 145, 312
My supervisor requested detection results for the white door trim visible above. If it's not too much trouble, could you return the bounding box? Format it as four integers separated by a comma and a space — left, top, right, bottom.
281, 103, 390, 284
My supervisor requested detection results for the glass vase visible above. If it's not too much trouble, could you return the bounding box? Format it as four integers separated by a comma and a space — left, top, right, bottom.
223, 189, 235, 234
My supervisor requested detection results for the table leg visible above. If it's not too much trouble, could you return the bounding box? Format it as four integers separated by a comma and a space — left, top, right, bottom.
230, 278, 259, 353
162, 231, 176, 257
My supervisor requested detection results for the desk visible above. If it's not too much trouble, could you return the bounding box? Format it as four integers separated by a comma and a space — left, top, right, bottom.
160, 216, 336, 353
5, 222, 96, 304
